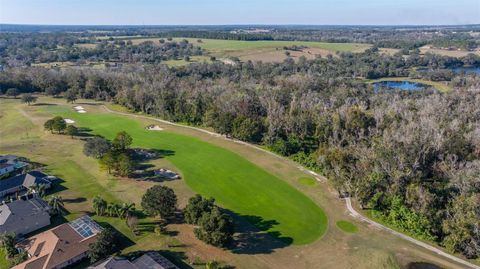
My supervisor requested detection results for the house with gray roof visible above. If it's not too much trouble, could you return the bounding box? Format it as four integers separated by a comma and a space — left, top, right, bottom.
0, 171, 52, 201
0, 155, 28, 177
89, 252, 179, 269
0, 195, 51, 236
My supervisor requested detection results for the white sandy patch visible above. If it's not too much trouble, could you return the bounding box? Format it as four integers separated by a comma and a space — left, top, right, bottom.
74, 106, 85, 110
77, 110, 87, 113
64, 119, 75, 124
146, 125, 164, 131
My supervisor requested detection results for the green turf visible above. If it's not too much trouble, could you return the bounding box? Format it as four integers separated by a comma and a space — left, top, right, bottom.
298, 177, 317, 186
0, 248, 11, 269
336, 220, 358, 233
172, 38, 368, 52
46, 105, 327, 245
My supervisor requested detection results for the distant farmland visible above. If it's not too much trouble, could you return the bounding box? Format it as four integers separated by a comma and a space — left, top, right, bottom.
81, 36, 371, 64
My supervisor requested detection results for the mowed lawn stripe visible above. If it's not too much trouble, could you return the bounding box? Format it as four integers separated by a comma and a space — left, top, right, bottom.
52, 108, 328, 245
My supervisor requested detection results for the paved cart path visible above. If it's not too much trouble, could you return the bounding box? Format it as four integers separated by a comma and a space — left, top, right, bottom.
102, 105, 479, 269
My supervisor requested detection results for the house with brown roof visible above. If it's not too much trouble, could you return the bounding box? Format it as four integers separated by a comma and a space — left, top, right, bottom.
12, 215, 103, 269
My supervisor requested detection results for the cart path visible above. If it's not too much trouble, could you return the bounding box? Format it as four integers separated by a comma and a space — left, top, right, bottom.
102, 105, 479, 269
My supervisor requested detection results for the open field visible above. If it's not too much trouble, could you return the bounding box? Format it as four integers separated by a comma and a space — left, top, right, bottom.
1, 97, 476, 269
420, 46, 480, 57
336, 221, 358, 234
80, 36, 371, 63
366, 77, 451, 93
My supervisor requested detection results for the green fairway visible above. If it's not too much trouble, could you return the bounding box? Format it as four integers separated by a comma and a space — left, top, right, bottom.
46, 105, 327, 245
336, 220, 358, 233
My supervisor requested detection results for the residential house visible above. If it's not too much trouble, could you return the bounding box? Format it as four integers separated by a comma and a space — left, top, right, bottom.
89, 252, 179, 269
13, 215, 103, 269
0, 195, 51, 236
0, 171, 52, 201
0, 155, 27, 177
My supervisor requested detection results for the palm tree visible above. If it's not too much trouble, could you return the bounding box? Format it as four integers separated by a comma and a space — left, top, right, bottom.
92, 196, 107, 216
31, 183, 47, 197
48, 196, 64, 215
119, 202, 135, 219
107, 203, 121, 217
205, 260, 220, 269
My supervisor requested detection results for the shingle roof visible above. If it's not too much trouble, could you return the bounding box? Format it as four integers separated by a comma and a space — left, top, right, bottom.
12, 215, 102, 269
0, 171, 50, 197
132, 252, 179, 269
0, 196, 50, 233
89, 252, 179, 269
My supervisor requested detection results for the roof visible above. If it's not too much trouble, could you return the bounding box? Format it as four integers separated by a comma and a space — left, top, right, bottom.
0, 171, 50, 196
89, 256, 137, 269
0, 163, 14, 169
0, 155, 19, 164
0, 196, 50, 234
132, 252, 179, 269
12, 215, 102, 269
89, 252, 179, 269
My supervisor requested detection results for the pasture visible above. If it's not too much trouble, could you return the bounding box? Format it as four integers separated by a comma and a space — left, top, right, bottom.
82, 36, 371, 63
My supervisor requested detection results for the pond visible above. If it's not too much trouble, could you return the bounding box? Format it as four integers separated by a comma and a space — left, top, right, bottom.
452, 66, 480, 74
373, 81, 429, 91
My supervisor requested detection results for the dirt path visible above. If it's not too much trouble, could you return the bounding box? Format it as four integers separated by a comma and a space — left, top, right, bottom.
102, 105, 479, 269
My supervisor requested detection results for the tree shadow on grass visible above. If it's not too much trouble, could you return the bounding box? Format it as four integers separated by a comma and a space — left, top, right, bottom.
224, 210, 292, 255
96, 220, 135, 250
76, 127, 95, 138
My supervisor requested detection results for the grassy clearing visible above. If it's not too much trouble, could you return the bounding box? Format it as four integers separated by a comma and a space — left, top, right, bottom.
336, 220, 358, 233
298, 177, 317, 186
43, 104, 327, 245
0, 248, 11, 269
366, 77, 451, 93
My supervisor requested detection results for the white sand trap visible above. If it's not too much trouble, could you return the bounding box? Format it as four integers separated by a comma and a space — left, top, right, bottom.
74, 106, 85, 110
146, 125, 164, 131
77, 110, 87, 113
64, 119, 75, 124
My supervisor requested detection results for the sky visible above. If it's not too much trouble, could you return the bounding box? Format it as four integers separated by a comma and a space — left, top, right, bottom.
0, 0, 479, 26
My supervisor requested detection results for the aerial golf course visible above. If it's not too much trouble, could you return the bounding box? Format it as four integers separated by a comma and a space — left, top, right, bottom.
42, 103, 328, 245
2, 97, 468, 269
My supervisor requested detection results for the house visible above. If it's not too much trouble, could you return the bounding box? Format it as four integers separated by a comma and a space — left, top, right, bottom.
13, 215, 103, 269
0, 171, 52, 201
89, 252, 179, 269
0, 163, 15, 177
0, 155, 27, 177
0, 195, 51, 236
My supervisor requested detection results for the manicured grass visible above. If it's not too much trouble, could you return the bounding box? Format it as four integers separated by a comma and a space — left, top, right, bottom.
0, 248, 11, 269
45, 105, 327, 245
336, 220, 358, 233
366, 77, 451, 93
298, 177, 317, 186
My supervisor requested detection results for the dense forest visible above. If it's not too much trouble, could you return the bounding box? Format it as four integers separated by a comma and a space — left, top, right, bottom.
1, 28, 480, 259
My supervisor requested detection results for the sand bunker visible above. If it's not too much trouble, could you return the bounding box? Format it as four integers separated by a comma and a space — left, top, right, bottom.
74, 106, 86, 113
64, 119, 75, 124
146, 125, 164, 131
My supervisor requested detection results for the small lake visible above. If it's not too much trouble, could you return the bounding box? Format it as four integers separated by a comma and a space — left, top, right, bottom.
452, 66, 480, 74
373, 81, 428, 91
